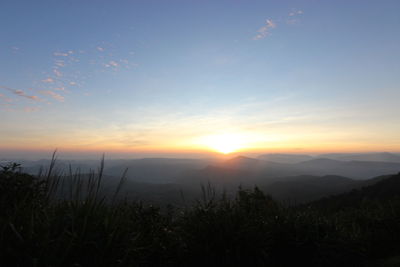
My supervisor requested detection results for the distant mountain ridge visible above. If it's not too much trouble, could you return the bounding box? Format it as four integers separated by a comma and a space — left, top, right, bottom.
208, 155, 400, 180
257, 153, 314, 164
318, 152, 400, 162
9, 154, 400, 205
257, 152, 400, 164
5, 155, 400, 206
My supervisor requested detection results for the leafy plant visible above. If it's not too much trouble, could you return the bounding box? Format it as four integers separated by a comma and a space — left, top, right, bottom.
1, 158, 400, 266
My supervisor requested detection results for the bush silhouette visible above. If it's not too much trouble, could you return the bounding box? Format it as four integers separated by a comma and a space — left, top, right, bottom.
1, 161, 400, 266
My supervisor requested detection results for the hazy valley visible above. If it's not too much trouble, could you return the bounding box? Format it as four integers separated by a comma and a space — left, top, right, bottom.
4, 152, 400, 205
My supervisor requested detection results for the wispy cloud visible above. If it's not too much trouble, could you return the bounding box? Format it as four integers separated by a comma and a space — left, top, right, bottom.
287, 9, 303, 24
253, 9, 303, 40
40, 90, 65, 102
11, 46, 20, 54
6, 44, 137, 109
53, 69, 62, 77
53, 52, 69, 57
42, 77, 54, 83
253, 19, 276, 40
14, 90, 40, 100
54, 60, 65, 67
0, 86, 41, 101
109, 60, 119, 67
289, 9, 303, 16
0, 92, 13, 103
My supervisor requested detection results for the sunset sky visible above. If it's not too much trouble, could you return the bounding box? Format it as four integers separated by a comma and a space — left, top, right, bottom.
1, 0, 400, 158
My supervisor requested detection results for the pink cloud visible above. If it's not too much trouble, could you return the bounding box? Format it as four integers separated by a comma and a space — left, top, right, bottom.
0, 93, 13, 103
15, 90, 40, 100
253, 19, 276, 40
0, 86, 41, 101
42, 77, 55, 83
40, 90, 65, 102
109, 60, 119, 67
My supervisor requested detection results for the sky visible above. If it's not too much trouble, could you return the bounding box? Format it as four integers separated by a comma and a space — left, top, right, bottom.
1, 0, 400, 159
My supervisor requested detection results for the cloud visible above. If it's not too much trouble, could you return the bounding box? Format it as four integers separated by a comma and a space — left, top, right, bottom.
289, 9, 303, 16
109, 60, 119, 67
42, 77, 54, 83
0, 86, 41, 101
0, 93, 13, 103
253, 19, 276, 40
11, 46, 20, 54
53, 69, 62, 77
103, 60, 120, 68
40, 90, 65, 102
53, 52, 69, 57
97, 46, 105, 52
14, 90, 40, 100
287, 9, 303, 24
54, 60, 65, 67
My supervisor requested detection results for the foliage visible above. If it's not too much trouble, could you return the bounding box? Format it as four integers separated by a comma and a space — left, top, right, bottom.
1, 161, 400, 266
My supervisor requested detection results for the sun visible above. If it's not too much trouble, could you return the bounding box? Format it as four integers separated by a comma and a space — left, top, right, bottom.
199, 133, 247, 154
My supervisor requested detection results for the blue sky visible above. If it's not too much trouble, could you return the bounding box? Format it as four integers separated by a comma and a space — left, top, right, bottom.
1, 0, 400, 158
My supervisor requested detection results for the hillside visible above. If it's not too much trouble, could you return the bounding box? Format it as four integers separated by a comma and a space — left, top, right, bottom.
261, 175, 359, 203
310, 172, 400, 211
1, 164, 400, 266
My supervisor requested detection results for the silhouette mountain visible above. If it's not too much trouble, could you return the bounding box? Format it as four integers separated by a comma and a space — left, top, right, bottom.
104, 158, 212, 183
318, 152, 400, 162
257, 153, 314, 164
261, 175, 359, 203
310, 172, 400, 211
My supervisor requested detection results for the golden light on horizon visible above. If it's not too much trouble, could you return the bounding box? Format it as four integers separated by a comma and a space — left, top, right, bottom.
197, 133, 248, 154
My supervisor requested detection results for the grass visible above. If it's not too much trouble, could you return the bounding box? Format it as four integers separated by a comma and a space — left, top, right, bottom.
1, 156, 400, 266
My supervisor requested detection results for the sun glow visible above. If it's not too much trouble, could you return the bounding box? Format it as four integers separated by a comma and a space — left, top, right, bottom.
198, 133, 248, 154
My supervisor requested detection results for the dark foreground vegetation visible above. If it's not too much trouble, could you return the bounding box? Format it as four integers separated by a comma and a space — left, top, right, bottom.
1, 161, 400, 267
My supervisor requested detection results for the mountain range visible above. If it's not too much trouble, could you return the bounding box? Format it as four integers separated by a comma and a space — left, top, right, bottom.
5, 152, 400, 205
